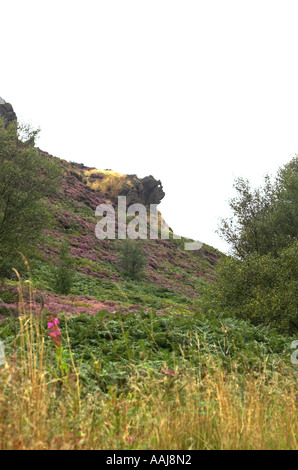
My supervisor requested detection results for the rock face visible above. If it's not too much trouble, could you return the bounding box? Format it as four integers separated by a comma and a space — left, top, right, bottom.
119, 175, 165, 206
86, 168, 165, 207
0, 98, 17, 125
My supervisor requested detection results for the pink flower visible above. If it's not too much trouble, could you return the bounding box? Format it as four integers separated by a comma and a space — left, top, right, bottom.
47, 316, 61, 347
49, 329, 61, 337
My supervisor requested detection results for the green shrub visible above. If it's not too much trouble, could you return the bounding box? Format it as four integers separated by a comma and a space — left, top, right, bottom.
1, 307, 292, 394
0, 120, 61, 279
120, 240, 147, 279
211, 157, 298, 333
218, 156, 298, 259
203, 241, 298, 333
54, 243, 74, 295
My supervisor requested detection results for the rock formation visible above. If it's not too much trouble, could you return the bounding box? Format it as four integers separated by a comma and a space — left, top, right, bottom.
86, 168, 165, 207
0, 97, 17, 125
119, 175, 165, 206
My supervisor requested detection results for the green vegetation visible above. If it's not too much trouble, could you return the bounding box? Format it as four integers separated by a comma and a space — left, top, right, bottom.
54, 242, 75, 295
120, 239, 147, 279
0, 120, 61, 278
218, 156, 298, 258
2, 304, 293, 394
210, 157, 298, 334
203, 241, 298, 333
0, 130, 296, 450
0, 289, 296, 450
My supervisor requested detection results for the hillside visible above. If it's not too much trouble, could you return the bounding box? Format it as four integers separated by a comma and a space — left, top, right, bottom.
0, 124, 297, 451
1, 149, 221, 320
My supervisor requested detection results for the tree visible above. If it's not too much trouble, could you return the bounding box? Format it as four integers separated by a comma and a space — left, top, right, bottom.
204, 241, 298, 333
218, 156, 298, 259
211, 157, 298, 333
54, 242, 74, 295
120, 239, 147, 279
0, 119, 61, 277
272, 157, 298, 249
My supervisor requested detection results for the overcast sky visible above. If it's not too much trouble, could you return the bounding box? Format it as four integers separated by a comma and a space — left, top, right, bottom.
1, 1, 298, 252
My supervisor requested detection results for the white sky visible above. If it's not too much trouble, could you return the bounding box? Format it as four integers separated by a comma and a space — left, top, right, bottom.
1, 0, 298, 252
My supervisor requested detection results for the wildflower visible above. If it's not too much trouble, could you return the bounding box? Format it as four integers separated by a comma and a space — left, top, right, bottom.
49, 329, 61, 338
47, 316, 61, 347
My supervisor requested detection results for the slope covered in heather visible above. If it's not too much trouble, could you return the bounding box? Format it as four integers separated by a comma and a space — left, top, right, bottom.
1, 150, 221, 319
1, 139, 297, 452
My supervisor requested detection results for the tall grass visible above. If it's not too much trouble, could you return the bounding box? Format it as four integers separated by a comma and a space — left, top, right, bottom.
0, 280, 297, 450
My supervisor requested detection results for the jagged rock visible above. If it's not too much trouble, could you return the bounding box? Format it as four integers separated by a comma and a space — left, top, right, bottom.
85, 167, 165, 207
141, 176, 165, 205
119, 175, 165, 206
0, 98, 17, 125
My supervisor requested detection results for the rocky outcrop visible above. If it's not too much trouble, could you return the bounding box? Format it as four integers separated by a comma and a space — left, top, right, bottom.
85, 168, 165, 207
119, 175, 165, 206
141, 176, 165, 205
0, 98, 17, 125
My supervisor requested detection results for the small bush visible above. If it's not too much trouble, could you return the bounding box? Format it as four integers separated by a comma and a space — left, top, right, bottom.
202, 240, 298, 334
54, 243, 74, 295
120, 240, 147, 279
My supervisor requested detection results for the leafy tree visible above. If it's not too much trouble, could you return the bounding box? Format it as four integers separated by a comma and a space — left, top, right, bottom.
0, 119, 61, 277
218, 156, 298, 259
210, 157, 298, 333
272, 157, 298, 249
120, 239, 147, 279
203, 241, 298, 333
54, 242, 74, 295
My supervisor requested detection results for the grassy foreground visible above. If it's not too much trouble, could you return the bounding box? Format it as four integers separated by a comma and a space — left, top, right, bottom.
0, 282, 297, 450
